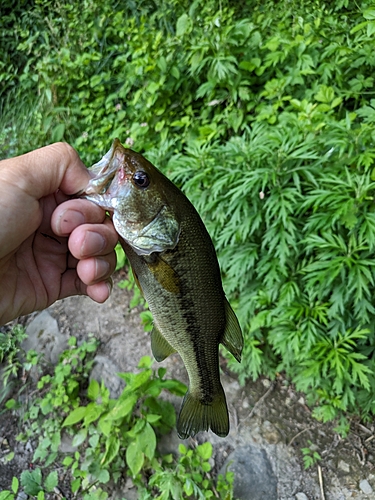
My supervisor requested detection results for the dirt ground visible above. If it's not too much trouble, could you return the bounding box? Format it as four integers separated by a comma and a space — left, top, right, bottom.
1, 271, 375, 499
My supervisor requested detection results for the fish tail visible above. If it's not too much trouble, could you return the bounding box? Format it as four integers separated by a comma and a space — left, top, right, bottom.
177, 385, 229, 439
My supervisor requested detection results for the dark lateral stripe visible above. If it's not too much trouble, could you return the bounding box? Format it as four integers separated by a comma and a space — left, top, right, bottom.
179, 289, 217, 403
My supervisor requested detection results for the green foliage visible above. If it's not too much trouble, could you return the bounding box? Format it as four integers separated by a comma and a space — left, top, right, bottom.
0, 477, 19, 500
20, 468, 58, 496
301, 441, 322, 469
0, 325, 27, 387
3, 0, 375, 423
147, 442, 234, 500
7, 340, 231, 498
17, 336, 98, 469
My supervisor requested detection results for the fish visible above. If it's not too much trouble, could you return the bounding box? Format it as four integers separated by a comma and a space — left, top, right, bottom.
82, 139, 243, 439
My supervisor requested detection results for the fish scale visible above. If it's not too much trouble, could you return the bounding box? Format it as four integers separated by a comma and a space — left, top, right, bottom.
82, 139, 243, 439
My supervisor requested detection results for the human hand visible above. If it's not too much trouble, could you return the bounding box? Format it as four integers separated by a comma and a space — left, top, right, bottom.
0, 142, 118, 325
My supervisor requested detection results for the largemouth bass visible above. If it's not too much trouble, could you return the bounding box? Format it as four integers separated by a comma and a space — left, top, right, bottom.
82, 139, 243, 438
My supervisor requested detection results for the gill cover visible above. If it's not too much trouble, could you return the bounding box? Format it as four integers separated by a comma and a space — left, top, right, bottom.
83, 139, 180, 256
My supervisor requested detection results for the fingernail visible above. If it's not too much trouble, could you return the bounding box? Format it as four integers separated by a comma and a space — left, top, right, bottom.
82, 231, 106, 257
59, 210, 85, 235
95, 259, 110, 280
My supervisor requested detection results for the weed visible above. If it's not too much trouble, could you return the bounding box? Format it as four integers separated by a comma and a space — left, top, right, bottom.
301, 441, 322, 470
5, 340, 233, 498
2, 0, 375, 423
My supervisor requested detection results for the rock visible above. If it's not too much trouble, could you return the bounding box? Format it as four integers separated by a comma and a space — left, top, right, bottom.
242, 398, 250, 409
295, 493, 309, 500
120, 478, 138, 500
262, 379, 272, 388
157, 428, 190, 457
59, 432, 78, 453
16, 493, 28, 500
261, 420, 280, 444
220, 445, 277, 500
90, 354, 124, 398
359, 479, 373, 495
338, 460, 350, 473
23, 310, 66, 365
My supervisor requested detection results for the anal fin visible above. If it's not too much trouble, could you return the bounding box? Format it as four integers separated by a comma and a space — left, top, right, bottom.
151, 324, 176, 362
221, 298, 243, 363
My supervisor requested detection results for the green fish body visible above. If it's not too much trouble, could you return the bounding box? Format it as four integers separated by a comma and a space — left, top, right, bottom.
83, 139, 243, 438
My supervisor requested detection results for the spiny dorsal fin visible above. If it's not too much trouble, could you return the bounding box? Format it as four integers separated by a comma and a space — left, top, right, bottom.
151, 324, 176, 362
221, 298, 243, 363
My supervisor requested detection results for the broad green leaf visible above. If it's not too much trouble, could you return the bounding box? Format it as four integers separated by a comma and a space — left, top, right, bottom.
363, 8, 375, 20
197, 442, 212, 460
72, 428, 88, 447
89, 433, 100, 448
101, 435, 120, 466
44, 471, 58, 493
0, 493, 14, 500
12, 477, 19, 494
84, 402, 104, 426
62, 406, 87, 427
51, 123, 65, 142
20, 469, 42, 495
87, 378, 100, 400
146, 413, 162, 423
51, 431, 61, 452
176, 13, 190, 36
98, 415, 112, 437
71, 478, 81, 493
367, 20, 375, 36
184, 479, 194, 496
137, 422, 156, 460
106, 394, 137, 421
97, 469, 110, 484
126, 441, 144, 476
62, 456, 74, 466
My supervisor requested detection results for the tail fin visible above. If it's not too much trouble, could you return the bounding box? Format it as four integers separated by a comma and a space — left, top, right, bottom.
177, 385, 229, 439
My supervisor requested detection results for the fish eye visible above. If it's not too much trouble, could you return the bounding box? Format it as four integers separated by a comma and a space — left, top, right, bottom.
133, 170, 150, 189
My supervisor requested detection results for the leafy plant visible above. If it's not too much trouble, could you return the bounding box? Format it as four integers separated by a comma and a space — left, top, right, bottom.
3, 0, 375, 424
0, 324, 27, 387
147, 442, 234, 500
6, 339, 233, 498
301, 441, 322, 469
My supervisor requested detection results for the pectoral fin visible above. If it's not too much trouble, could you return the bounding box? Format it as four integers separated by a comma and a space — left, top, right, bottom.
151, 324, 176, 362
221, 299, 243, 363
132, 269, 143, 296
146, 254, 181, 294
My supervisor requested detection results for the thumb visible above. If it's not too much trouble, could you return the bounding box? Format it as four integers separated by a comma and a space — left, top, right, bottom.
0, 142, 90, 200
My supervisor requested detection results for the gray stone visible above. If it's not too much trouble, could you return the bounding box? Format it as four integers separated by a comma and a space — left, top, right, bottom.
261, 420, 280, 444
157, 428, 188, 456
359, 479, 373, 495
23, 310, 66, 365
295, 493, 309, 500
16, 493, 28, 500
220, 445, 277, 500
90, 354, 124, 398
338, 459, 350, 473
59, 432, 78, 453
